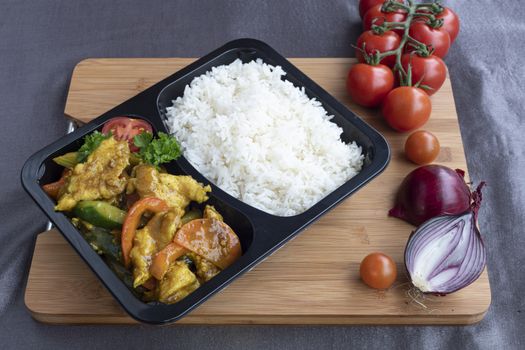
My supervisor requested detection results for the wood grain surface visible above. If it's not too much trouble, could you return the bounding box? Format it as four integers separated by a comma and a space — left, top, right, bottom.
25, 58, 491, 325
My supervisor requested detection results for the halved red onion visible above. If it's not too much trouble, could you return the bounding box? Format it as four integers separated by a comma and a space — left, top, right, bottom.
404, 183, 486, 294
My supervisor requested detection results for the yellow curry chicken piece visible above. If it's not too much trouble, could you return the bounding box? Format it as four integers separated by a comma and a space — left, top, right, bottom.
128, 164, 211, 211
55, 138, 130, 211
203, 205, 223, 222
157, 261, 200, 304
130, 209, 184, 288
130, 226, 157, 288
187, 251, 221, 282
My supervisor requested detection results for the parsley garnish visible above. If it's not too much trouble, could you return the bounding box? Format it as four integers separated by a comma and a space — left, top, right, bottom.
77, 131, 112, 163
133, 132, 181, 166
133, 131, 153, 149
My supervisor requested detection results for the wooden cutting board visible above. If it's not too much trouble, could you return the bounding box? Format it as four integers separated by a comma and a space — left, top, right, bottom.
25, 58, 491, 325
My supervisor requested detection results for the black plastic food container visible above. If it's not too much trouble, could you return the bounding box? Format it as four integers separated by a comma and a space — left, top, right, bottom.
21, 39, 390, 324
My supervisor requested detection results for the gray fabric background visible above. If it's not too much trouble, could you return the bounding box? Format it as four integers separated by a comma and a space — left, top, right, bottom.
1, 0, 523, 348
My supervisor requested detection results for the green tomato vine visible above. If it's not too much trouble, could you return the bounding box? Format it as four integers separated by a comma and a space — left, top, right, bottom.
360, 0, 446, 88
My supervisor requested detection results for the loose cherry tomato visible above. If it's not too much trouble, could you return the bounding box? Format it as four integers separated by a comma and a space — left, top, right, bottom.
408, 22, 451, 58
381, 86, 431, 132
356, 30, 401, 68
102, 117, 153, 152
436, 7, 460, 43
401, 53, 447, 95
363, 4, 407, 36
346, 63, 394, 108
404, 130, 440, 165
360, 252, 397, 290
359, 0, 402, 18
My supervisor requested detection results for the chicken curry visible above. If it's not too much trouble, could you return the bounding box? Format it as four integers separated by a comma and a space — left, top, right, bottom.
43, 117, 242, 304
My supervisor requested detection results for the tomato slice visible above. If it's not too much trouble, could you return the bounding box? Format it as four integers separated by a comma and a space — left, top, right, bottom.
42, 169, 71, 200
101, 117, 153, 152
173, 218, 242, 270
141, 277, 157, 291
150, 243, 187, 280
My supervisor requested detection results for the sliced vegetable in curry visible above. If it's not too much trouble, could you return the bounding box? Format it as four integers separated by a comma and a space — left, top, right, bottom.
42, 117, 242, 304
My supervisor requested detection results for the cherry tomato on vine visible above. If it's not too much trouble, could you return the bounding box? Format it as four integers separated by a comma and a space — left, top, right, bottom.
405, 130, 440, 165
363, 4, 407, 36
356, 30, 401, 68
346, 63, 394, 108
436, 7, 460, 43
360, 252, 397, 290
381, 86, 431, 132
359, 0, 402, 18
401, 53, 447, 95
408, 22, 451, 58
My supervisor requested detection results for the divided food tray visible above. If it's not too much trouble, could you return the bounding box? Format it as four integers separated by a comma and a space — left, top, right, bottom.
21, 39, 390, 324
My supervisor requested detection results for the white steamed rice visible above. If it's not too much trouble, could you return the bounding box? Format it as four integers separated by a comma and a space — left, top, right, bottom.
165, 59, 363, 216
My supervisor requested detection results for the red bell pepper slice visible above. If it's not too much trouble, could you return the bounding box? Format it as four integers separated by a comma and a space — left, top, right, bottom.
121, 197, 169, 268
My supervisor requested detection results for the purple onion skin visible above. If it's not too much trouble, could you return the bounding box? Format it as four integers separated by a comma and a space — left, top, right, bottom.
389, 165, 471, 226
